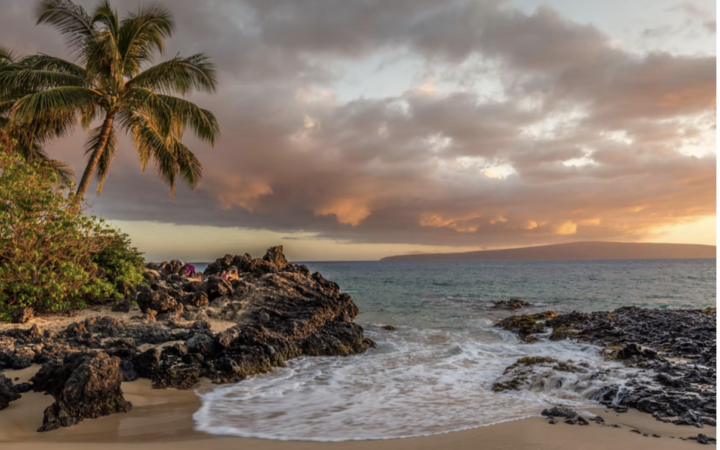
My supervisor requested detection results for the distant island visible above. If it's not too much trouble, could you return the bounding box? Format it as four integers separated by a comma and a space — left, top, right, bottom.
381, 241, 716, 262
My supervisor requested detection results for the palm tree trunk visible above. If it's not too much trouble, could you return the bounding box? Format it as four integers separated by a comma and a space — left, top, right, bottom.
74, 111, 116, 206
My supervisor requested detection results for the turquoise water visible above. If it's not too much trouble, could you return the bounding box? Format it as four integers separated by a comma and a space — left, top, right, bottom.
194, 259, 716, 441
304, 259, 717, 329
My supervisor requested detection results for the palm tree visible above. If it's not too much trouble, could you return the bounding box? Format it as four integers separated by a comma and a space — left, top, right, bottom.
0, 0, 219, 204
0, 46, 75, 183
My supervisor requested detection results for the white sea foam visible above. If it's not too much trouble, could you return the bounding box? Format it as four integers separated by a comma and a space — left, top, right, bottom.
193, 321, 639, 441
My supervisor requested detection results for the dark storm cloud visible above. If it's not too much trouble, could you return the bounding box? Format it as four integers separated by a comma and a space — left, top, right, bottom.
0, 0, 715, 248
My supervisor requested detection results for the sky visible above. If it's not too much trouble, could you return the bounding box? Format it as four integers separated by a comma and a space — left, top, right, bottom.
0, 0, 716, 261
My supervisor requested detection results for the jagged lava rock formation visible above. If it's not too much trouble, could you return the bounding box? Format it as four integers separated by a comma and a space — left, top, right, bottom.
32, 352, 132, 431
493, 307, 716, 429
0, 246, 375, 431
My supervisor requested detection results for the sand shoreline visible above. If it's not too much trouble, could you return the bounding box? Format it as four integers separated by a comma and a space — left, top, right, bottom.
0, 367, 714, 450
1, 303, 715, 449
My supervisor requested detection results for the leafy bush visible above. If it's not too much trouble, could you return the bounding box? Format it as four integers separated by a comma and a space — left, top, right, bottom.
94, 231, 146, 290
0, 152, 145, 319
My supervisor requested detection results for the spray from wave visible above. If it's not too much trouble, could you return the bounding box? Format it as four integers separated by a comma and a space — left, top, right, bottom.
193, 320, 644, 441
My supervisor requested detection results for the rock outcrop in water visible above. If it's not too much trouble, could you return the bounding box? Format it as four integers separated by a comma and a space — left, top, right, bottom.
492, 356, 590, 392
0, 246, 374, 431
493, 306, 717, 429
492, 299, 528, 311
495, 311, 557, 343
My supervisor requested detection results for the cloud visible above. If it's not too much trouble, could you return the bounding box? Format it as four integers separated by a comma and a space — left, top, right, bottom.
673, 1, 713, 19
667, 2, 717, 34
203, 171, 274, 212
705, 20, 717, 33
0, 0, 714, 251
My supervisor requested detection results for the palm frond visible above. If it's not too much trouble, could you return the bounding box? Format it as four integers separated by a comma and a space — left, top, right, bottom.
2, 97, 77, 147
122, 109, 188, 194
121, 110, 162, 168
0, 69, 86, 99
129, 54, 217, 95
84, 28, 121, 85
0, 99, 14, 117
157, 94, 219, 145
19, 54, 87, 77
84, 122, 117, 193
24, 113, 78, 142
35, 0, 95, 57
79, 103, 100, 129
12, 86, 98, 123
122, 87, 172, 134
1, 126, 75, 184
118, 3, 174, 76
47, 159, 75, 185
138, 122, 177, 194
172, 138, 202, 189
91, 0, 119, 38
0, 47, 23, 66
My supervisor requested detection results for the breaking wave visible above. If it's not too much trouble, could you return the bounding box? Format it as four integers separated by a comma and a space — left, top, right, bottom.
193, 321, 639, 441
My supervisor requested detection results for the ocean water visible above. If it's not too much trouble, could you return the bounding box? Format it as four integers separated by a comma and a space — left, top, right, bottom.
192, 259, 716, 441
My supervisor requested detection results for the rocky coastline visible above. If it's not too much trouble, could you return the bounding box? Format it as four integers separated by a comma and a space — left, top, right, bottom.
0, 246, 375, 431
0, 250, 715, 441
493, 306, 716, 437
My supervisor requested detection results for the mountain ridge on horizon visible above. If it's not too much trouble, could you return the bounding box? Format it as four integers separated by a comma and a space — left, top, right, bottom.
380, 241, 716, 262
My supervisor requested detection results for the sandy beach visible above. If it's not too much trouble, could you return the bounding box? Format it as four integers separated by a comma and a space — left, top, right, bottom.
0, 364, 713, 450
0, 305, 715, 450
0, 0, 715, 447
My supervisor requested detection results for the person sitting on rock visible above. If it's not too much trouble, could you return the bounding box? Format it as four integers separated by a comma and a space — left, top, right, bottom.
183, 263, 197, 277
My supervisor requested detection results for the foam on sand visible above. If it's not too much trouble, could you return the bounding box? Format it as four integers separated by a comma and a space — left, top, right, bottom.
193, 322, 640, 441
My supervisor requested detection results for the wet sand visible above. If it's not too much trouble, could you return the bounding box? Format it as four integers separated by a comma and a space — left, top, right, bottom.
0, 367, 713, 450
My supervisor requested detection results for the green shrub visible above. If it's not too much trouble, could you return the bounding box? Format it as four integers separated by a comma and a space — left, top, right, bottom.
94, 231, 146, 289
0, 152, 145, 319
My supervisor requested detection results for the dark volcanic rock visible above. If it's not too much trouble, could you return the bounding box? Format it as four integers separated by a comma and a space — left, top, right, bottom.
300, 321, 376, 356
1, 246, 373, 428
206, 277, 232, 301
111, 298, 132, 313
498, 306, 716, 429
0, 346, 35, 370
545, 307, 715, 361
133, 348, 162, 379
35, 352, 132, 431
186, 333, 215, 355
119, 359, 138, 382
11, 307, 34, 324
0, 374, 21, 410
492, 299, 528, 310
495, 311, 557, 343
542, 406, 578, 418
152, 358, 201, 389
205, 246, 310, 278
616, 343, 657, 361
164, 260, 184, 276
263, 245, 289, 270
137, 289, 177, 314
183, 280, 205, 293
181, 292, 209, 308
